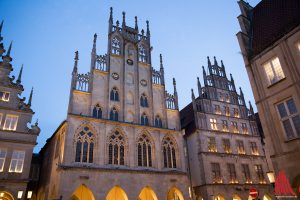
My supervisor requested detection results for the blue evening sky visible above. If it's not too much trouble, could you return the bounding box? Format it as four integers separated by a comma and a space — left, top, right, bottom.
0, 0, 260, 152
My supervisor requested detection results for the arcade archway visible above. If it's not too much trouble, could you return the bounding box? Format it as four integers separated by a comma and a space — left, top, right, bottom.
214, 194, 225, 200
0, 191, 14, 200
233, 194, 241, 200
138, 187, 158, 200
167, 187, 184, 200
69, 184, 95, 200
106, 186, 128, 200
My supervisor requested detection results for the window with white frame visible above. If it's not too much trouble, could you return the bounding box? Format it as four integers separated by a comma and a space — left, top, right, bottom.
210, 118, 218, 130
0, 91, 10, 102
9, 151, 25, 173
276, 98, 300, 139
0, 149, 7, 172
263, 57, 285, 85
3, 115, 18, 131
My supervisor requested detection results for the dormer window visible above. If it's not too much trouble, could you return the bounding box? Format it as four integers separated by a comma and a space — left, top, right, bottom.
138, 45, 147, 63
110, 87, 119, 101
111, 37, 121, 55
0, 91, 10, 102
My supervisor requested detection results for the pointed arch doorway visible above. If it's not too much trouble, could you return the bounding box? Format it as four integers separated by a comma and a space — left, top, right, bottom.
69, 185, 95, 200
167, 187, 184, 200
138, 187, 158, 200
0, 191, 14, 200
105, 186, 128, 200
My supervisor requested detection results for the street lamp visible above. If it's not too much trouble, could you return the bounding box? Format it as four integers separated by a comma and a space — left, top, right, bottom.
266, 171, 275, 187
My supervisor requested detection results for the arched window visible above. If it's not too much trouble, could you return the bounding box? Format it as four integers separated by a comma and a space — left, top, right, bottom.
111, 37, 121, 55
140, 93, 148, 107
110, 87, 119, 101
138, 45, 147, 63
74, 126, 95, 163
137, 133, 153, 167
141, 113, 149, 126
109, 107, 118, 121
155, 115, 162, 128
108, 130, 125, 165
162, 136, 177, 168
92, 104, 102, 119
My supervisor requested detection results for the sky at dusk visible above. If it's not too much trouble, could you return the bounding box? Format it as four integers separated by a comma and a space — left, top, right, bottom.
0, 0, 261, 152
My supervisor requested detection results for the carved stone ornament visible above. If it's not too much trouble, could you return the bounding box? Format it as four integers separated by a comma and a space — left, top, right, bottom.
126, 59, 133, 65
140, 79, 147, 86
111, 72, 119, 80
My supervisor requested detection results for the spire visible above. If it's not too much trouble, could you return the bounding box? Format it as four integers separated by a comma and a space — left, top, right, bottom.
135, 16, 138, 31
73, 51, 79, 74
197, 77, 202, 96
93, 33, 97, 50
90, 34, 97, 71
191, 89, 195, 100
0, 20, 3, 41
6, 41, 12, 57
146, 20, 150, 36
202, 66, 208, 86
28, 87, 33, 107
173, 78, 177, 94
16, 64, 23, 84
207, 56, 211, 67
0, 20, 4, 57
213, 56, 218, 66
173, 78, 178, 110
122, 11, 126, 28
249, 101, 254, 115
221, 60, 227, 77
230, 73, 236, 91
160, 54, 165, 85
108, 7, 113, 33
239, 87, 245, 105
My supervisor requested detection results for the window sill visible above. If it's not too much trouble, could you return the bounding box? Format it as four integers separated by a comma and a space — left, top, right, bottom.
267, 77, 286, 88
284, 137, 300, 143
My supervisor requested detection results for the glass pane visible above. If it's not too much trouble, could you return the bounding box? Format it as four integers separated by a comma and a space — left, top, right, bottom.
89, 143, 94, 163
83, 141, 89, 162
292, 115, 300, 136
287, 99, 297, 114
272, 57, 285, 80
75, 141, 82, 162
283, 119, 294, 139
9, 160, 17, 172
277, 103, 287, 118
264, 62, 275, 84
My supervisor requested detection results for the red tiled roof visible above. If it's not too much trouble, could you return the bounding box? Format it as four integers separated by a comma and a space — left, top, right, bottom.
251, 0, 300, 57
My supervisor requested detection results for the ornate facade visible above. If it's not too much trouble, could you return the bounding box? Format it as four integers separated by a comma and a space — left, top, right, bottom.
0, 21, 40, 200
180, 57, 272, 200
236, 0, 300, 197
37, 8, 189, 200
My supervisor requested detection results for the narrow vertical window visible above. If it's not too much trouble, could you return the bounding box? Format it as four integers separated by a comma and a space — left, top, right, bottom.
237, 140, 245, 154
9, 151, 25, 173
222, 120, 228, 132
208, 137, 217, 152
250, 142, 259, 155
210, 118, 218, 130
222, 139, 231, 153
110, 87, 119, 101
255, 164, 265, 183
242, 164, 251, 183
137, 133, 152, 167
140, 93, 148, 107
138, 45, 147, 63
0, 149, 7, 172
162, 136, 177, 168
227, 163, 237, 183
263, 57, 285, 85
111, 37, 121, 55
110, 107, 118, 121
141, 113, 149, 126
155, 115, 162, 128
92, 104, 102, 119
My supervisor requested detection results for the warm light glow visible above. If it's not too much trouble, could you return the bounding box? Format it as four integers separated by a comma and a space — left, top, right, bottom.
267, 171, 275, 183
264, 57, 285, 85
17, 191, 23, 199
3, 115, 19, 131
27, 191, 33, 199
0, 193, 4, 197
0, 91, 10, 102
210, 118, 218, 130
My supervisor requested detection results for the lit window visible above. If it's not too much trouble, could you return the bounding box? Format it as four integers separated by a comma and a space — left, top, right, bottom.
210, 118, 218, 130
233, 108, 240, 118
222, 120, 229, 132
231, 121, 239, 133
222, 139, 231, 153
219, 92, 224, 101
237, 140, 245, 154
225, 94, 230, 103
17, 191, 23, 199
0, 149, 7, 172
211, 163, 222, 183
0, 91, 10, 102
215, 105, 221, 115
263, 57, 285, 85
224, 106, 230, 116
9, 151, 25, 173
3, 115, 18, 131
242, 164, 252, 183
255, 164, 266, 184
227, 163, 238, 183
27, 191, 33, 199
111, 37, 121, 55
242, 123, 248, 134
276, 98, 300, 139
297, 41, 300, 52
250, 142, 259, 155
208, 137, 217, 152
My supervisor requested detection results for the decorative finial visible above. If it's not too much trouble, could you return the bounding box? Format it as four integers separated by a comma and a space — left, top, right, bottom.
0, 20, 3, 41
213, 56, 218, 66
73, 51, 79, 73
191, 89, 195, 100
173, 77, 176, 86
16, 64, 23, 84
221, 60, 224, 68
202, 66, 208, 86
197, 77, 202, 96
28, 87, 33, 107
249, 101, 254, 115
135, 16, 138, 30
230, 73, 236, 91
207, 56, 211, 67
146, 20, 150, 36
116, 20, 120, 27
141, 29, 144, 36
122, 11, 126, 27
35, 119, 39, 126
160, 54, 163, 67
93, 33, 97, 44
109, 7, 113, 22
6, 41, 12, 57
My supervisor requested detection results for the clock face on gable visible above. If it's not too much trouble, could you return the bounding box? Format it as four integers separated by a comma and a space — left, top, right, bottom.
111, 72, 119, 80
140, 79, 147, 86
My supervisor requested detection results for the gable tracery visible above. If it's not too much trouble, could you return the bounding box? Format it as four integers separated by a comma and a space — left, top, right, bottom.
107, 128, 128, 165
162, 135, 178, 169
136, 131, 154, 167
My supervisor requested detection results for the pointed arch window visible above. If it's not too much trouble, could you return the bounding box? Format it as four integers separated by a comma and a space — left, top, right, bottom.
110, 87, 119, 101
141, 113, 149, 126
137, 133, 152, 167
109, 107, 118, 121
75, 126, 95, 163
140, 93, 148, 107
155, 115, 162, 128
162, 136, 177, 168
108, 131, 125, 165
92, 104, 102, 119
111, 37, 121, 55
138, 45, 147, 63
